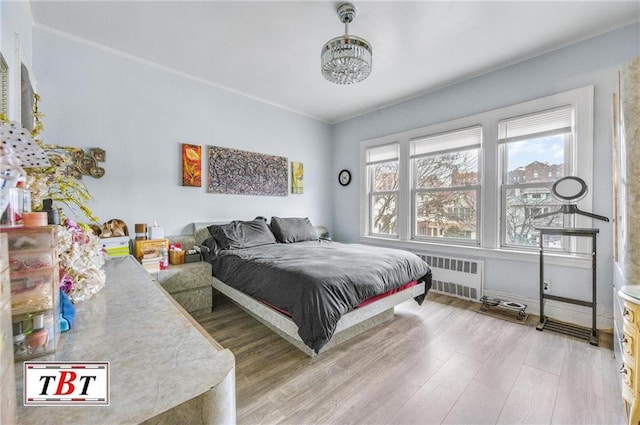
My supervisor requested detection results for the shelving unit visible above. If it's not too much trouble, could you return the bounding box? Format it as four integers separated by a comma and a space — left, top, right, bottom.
5, 226, 60, 361
535, 227, 599, 345
0, 233, 17, 423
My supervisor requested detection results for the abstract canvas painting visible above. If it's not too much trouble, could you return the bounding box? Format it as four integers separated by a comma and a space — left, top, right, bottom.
182, 144, 202, 187
207, 146, 288, 196
291, 162, 303, 194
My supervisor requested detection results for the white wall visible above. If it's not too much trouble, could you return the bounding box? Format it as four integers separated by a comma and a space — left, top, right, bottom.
1, 0, 34, 123
32, 27, 333, 236
332, 23, 640, 327
1, 0, 33, 68
11, 2, 640, 327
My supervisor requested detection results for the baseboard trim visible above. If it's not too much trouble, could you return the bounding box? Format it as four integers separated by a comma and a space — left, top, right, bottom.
483, 289, 613, 331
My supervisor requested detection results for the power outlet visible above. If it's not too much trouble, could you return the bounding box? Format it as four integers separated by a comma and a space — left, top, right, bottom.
543, 280, 551, 292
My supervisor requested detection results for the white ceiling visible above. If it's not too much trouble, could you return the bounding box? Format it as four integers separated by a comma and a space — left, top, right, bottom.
29, 1, 640, 124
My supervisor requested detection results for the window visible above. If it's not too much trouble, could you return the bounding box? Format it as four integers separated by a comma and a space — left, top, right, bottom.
499, 106, 574, 249
411, 127, 481, 243
366, 144, 399, 236
359, 86, 593, 258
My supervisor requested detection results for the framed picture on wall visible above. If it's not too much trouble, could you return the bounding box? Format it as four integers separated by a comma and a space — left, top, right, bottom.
291, 162, 303, 194
0, 53, 7, 117
207, 146, 288, 196
182, 144, 202, 187
21, 63, 34, 131
11, 35, 37, 129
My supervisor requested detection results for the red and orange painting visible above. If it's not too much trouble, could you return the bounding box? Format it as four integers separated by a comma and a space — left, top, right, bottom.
182, 143, 202, 187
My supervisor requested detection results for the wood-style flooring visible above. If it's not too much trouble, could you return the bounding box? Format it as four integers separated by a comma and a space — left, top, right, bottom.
194, 292, 624, 425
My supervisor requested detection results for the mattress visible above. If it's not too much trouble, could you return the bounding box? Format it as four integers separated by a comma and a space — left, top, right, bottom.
206, 239, 431, 353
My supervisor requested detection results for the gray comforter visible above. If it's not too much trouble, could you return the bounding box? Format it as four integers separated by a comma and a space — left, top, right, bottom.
207, 240, 432, 353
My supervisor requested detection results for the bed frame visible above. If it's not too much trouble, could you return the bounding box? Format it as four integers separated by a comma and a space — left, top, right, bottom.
191, 222, 427, 356
212, 276, 425, 356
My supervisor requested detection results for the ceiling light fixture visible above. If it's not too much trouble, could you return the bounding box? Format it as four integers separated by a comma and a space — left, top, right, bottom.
321, 3, 372, 85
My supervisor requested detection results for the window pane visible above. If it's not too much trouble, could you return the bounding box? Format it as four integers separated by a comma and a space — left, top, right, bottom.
504, 187, 564, 247
372, 194, 397, 235
415, 190, 476, 240
505, 135, 566, 184
371, 161, 398, 191
415, 149, 478, 189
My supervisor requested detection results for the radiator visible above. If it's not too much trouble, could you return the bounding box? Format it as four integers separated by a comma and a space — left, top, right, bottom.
417, 254, 484, 301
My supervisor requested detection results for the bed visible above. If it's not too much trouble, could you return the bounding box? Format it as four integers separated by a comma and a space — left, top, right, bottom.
198, 217, 432, 356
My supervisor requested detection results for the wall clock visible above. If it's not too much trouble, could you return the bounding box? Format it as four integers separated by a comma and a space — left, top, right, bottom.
338, 169, 351, 186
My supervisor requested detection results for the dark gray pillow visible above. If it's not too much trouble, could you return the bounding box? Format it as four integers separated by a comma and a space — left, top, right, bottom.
270, 217, 318, 243
208, 219, 276, 250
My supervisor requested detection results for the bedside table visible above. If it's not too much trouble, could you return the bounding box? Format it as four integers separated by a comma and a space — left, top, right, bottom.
619, 285, 640, 425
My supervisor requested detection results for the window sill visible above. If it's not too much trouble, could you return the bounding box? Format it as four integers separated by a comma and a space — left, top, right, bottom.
358, 236, 592, 269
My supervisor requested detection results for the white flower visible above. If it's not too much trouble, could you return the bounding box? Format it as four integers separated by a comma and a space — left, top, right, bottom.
56, 219, 106, 303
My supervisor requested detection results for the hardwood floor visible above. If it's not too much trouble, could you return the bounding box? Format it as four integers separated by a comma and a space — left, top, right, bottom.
195, 292, 624, 425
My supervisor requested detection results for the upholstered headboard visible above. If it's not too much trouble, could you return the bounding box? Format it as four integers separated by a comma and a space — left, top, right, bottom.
191, 222, 215, 246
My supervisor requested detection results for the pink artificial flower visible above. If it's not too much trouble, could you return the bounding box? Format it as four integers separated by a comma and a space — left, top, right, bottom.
60, 273, 74, 294
72, 231, 90, 245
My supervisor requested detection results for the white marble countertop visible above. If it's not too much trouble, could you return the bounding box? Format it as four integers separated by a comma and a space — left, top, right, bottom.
14, 256, 235, 424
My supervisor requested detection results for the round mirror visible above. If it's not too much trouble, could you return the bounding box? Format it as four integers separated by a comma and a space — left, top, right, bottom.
551, 176, 588, 202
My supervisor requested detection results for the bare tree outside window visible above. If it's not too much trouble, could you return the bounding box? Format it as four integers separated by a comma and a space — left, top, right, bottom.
414, 149, 479, 241
369, 160, 399, 235
372, 194, 397, 234
361, 91, 588, 253
504, 187, 563, 246
365, 143, 400, 236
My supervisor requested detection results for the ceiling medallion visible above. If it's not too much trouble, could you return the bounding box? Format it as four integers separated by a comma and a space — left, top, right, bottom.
321, 3, 372, 85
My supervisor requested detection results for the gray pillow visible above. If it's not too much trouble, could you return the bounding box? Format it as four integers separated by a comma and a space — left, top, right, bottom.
208, 218, 276, 250
270, 217, 318, 243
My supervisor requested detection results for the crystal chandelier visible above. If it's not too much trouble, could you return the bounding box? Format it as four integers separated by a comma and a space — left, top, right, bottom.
321, 3, 372, 85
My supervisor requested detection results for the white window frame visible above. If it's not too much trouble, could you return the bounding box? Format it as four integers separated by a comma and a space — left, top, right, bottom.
366, 143, 400, 238
359, 85, 594, 265
498, 106, 575, 250
410, 126, 482, 245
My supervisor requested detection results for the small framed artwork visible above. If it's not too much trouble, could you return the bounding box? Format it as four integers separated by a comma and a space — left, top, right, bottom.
182, 143, 202, 187
291, 162, 303, 194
